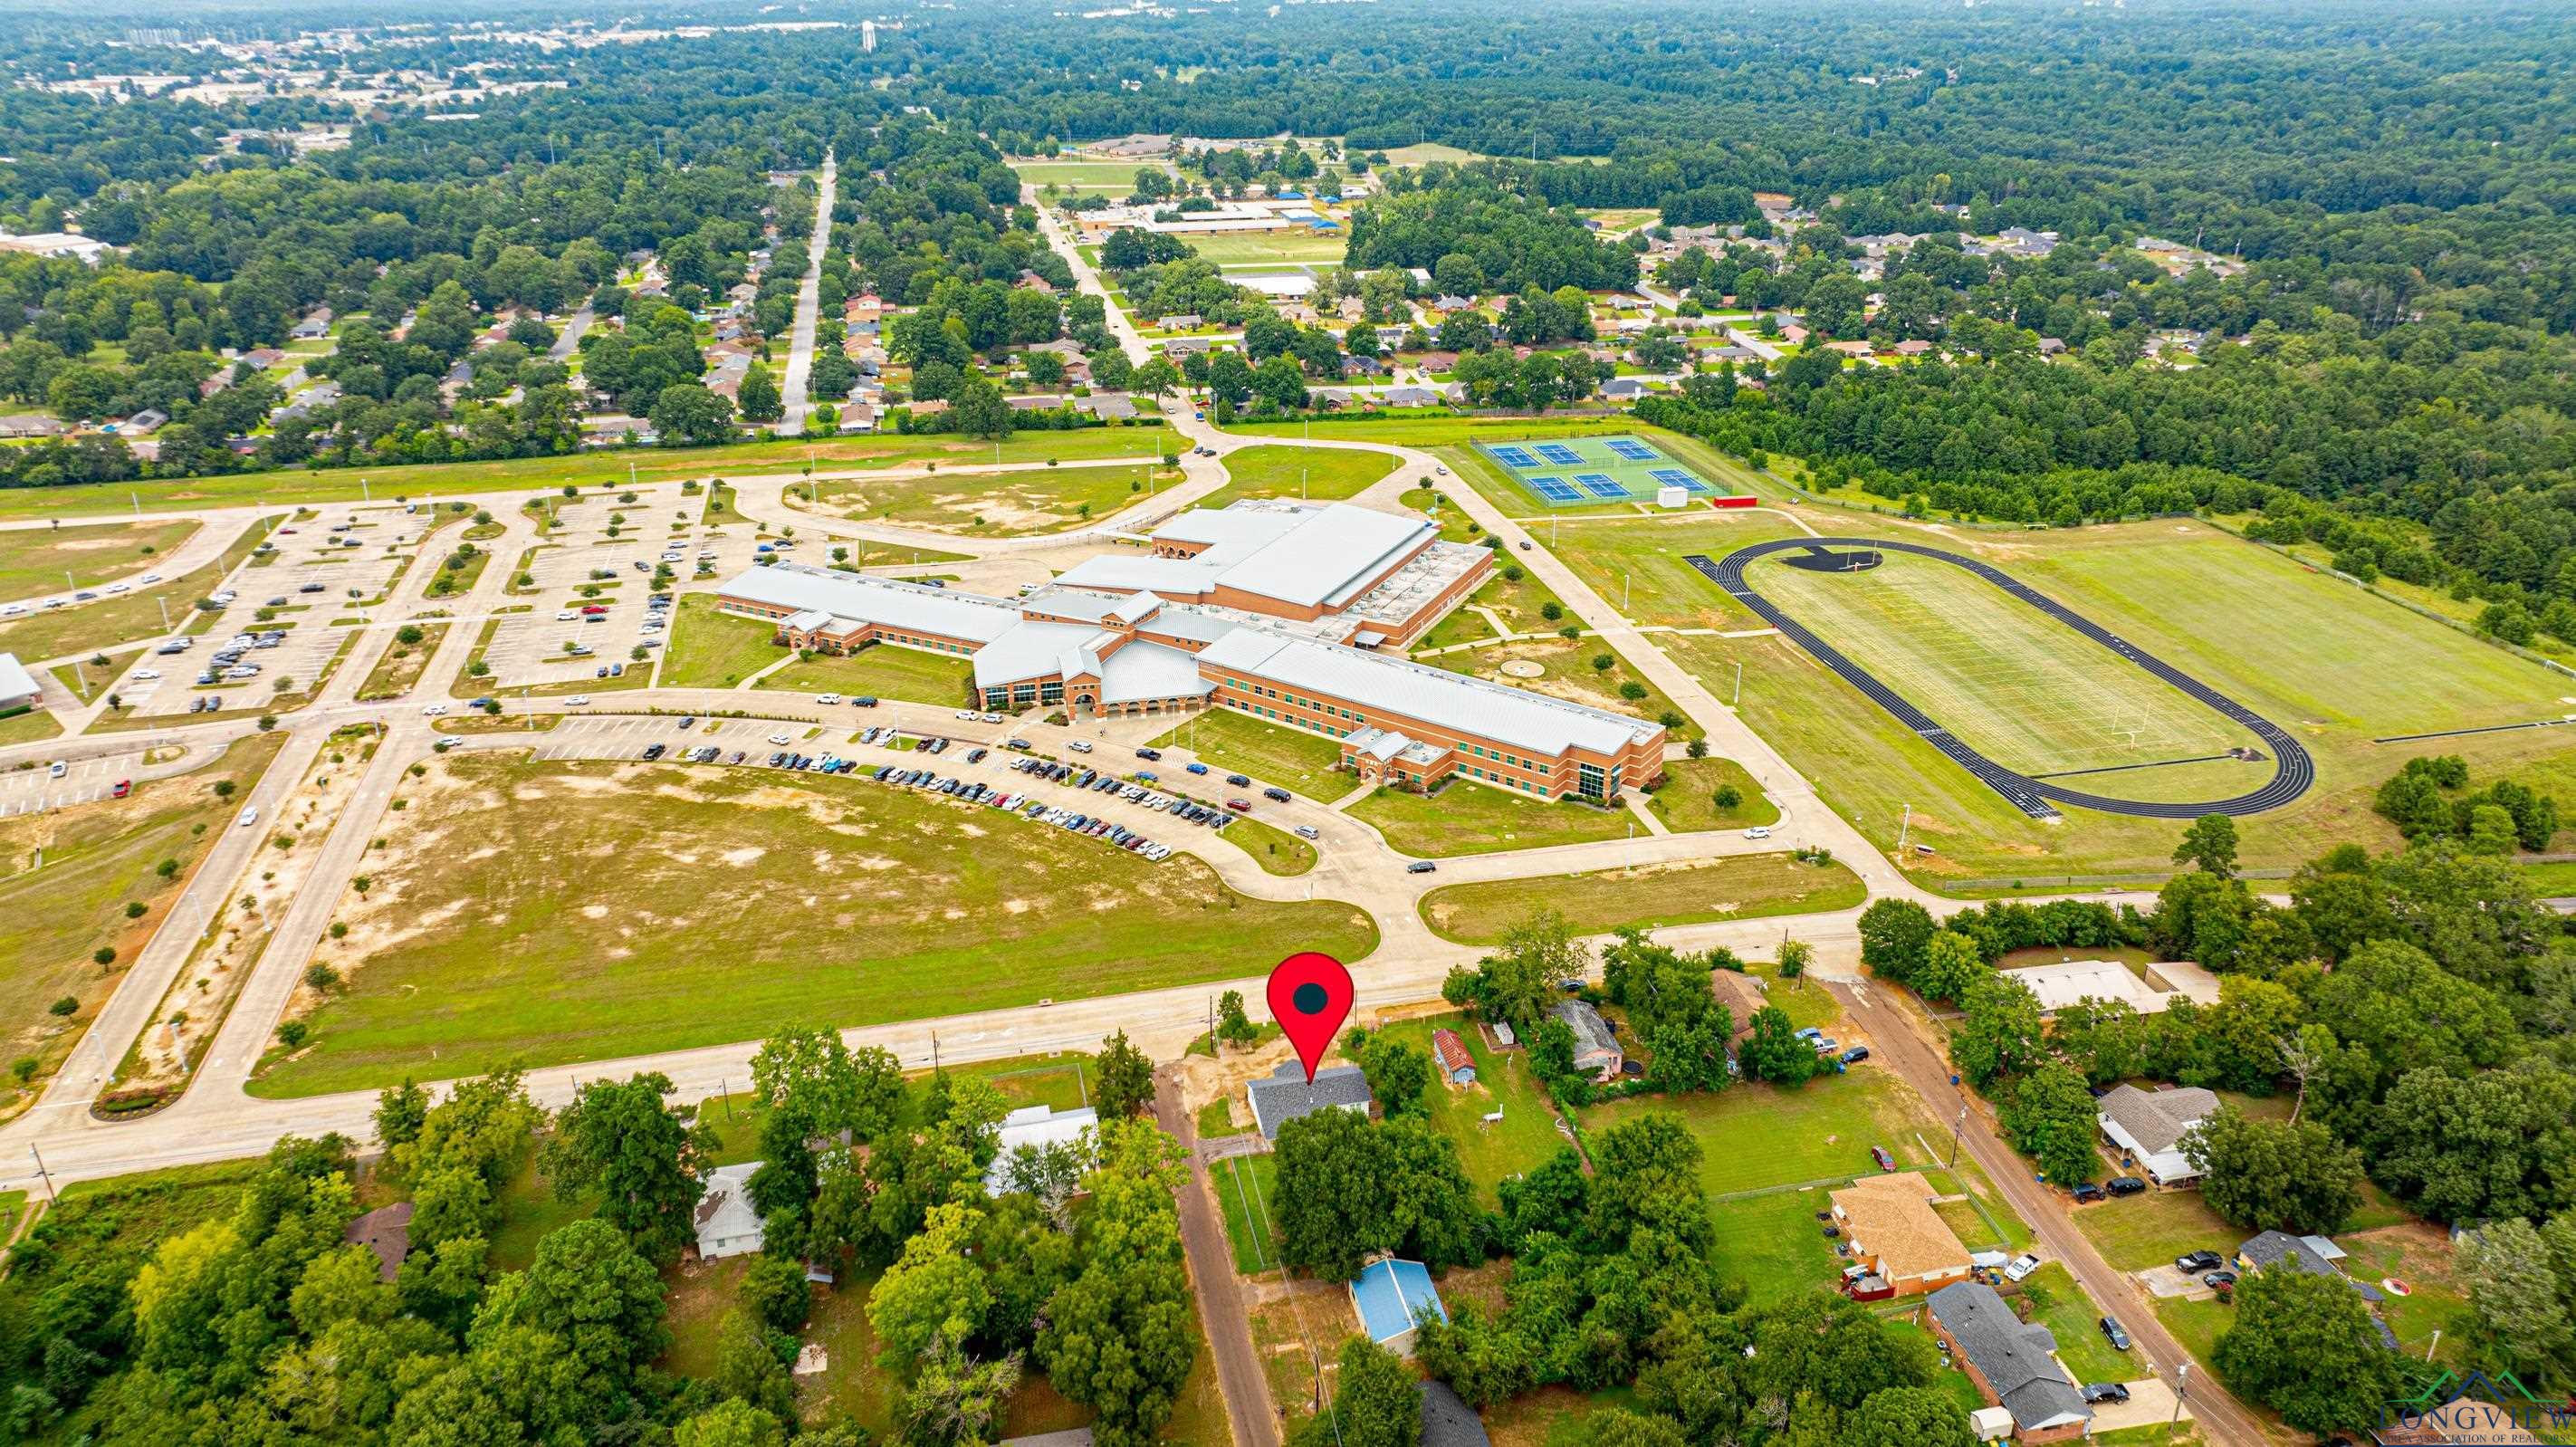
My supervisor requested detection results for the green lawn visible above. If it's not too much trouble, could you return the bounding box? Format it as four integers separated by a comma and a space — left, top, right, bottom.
664, 593, 788, 688
1644, 756, 1779, 830
1014, 158, 1157, 190
1350, 779, 1634, 857
253, 754, 1378, 1096
1415, 564, 1566, 652
0, 707, 60, 745
0, 516, 273, 663
1196, 446, 1397, 512
1180, 232, 1349, 266
757, 641, 976, 707
0, 517, 199, 598
1229, 414, 1643, 453
1205, 815, 1317, 876
0, 428, 1176, 521
2018, 1261, 2136, 1385
1371, 1014, 1567, 1204
1213, 1152, 1283, 1274
1418, 852, 1865, 944
1148, 707, 1347, 794
2071, 1187, 2239, 1273
1575, 1068, 1949, 1197
355, 622, 448, 701
2151, 1294, 2236, 1382
806, 461, 1177, 536
1707, 1183, 1843, 1304
0, 733, 286, 1107
1424, 634, 1693, 743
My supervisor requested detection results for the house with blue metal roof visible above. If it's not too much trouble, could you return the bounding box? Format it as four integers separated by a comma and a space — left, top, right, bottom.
1350, 1257, 1448, 1354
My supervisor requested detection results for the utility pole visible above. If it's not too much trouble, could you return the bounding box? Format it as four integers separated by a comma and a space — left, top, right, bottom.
29, 1145, 56, 1203
1732, 659, 1743, 705
157, 597, 170, 630
2169, 1363, 2189, 1428
1948, 1101, 1967, 1167
360, 476, 370, 502
1896, 802, 1912, 854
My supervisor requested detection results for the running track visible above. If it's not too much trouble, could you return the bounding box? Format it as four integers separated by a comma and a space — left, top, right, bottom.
1690, 539, 2315, 820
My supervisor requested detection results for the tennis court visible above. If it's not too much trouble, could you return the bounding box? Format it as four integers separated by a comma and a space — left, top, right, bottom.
1474, 433, 1727, 509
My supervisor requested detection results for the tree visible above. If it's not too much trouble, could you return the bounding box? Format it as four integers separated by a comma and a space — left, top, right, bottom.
1742, 1005, 1817, 1086
1845, 1386, 1977, 1447
543, 1071, 716, 1263
871, 1202, 991, 1368
736, 362, 782, 423
742, 1251, 814, 1335
1296, 1337, 1421, 1447
1912, 930, 1989, 1004
1095, 1030, 1155, 1118
674, 1398, 785, 1447
2182, 1107, 2362, 1234
1274, 1111, 1483, 1279
952, 377, 1013, 439
2456, 1217, 2576, 1388
2214, 1266, 2401, 1433
1214, 990, 1259, 1049
1950, 973, 2046, 1088
1458, 909, 1589, 1031
904, 1332, 1023, 1447
2174, 814, 2240, 877
374, 1078, 430, 1149
650, 381, 737, 446
1857, 898, 1937, 984
1999, 1060, 2104, 1187
1040, 1155, 1196, 1445
1359, 1035, 1434, 1117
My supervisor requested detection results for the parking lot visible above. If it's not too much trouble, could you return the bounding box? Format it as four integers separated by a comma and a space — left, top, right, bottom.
479, 712, 1274, 864
0, 746, 161, 815
117, 618, 356, 717
478, 509, 763, 688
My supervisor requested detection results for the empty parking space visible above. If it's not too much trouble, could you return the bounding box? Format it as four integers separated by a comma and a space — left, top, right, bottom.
0, 749, 158, 814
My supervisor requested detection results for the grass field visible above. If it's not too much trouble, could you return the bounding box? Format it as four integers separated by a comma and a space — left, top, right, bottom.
2070, 1187, 2239, 1272
1417, 852, 1865, 944
0, 518, 199, 598
663, 593, 784, 688
756, 640, 974, 707
1147, 707, 1347, 794
1213, 1152, 1282, 1273
1350, 779, 1634, 856
807, 461, 1176, 536
1204, 815, 1317, 876
0, 516, 272, 664
253, 754, 1377, 1096
1707, 1183, 1844, 1304
1644, 756, 1778, 830
1196, 445, 1396, 511
1757, 549, 2248, 776
1475, 434, 1729, 511
2018, 1261, 2137, 1385
1231, 414, 1642, 454
1416, 563, 1566, 651
355, 623, 448, 701
1371, 1014, 1571, 1203
1576, 1068, 1947, 1196
1642, 520, 2576, 883
1014, 158, 1157, 190
0, 429, 1177, 522
1424, 632, 1692, 741
0, 733, 285, 1106
1180, 232, 1349, 266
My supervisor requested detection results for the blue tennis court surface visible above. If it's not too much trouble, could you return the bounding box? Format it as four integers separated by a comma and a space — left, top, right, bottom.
1490, 446, 1540, 468
1608, 439, 1658, 461
1575, 473, 1631, 499
1478, 435, 1725, 508
1528, 475, 1582, 503
1536, 443, 1584, 465
1651, 467, 1711, 494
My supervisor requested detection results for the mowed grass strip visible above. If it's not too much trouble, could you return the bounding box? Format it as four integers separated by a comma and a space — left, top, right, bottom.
1575, 1068, 1944, 1197
1350, 779, 1633, 857
253, 754, 1377, 1097
1196, 445, 1396, 511
1418, 852, 1864, 944
0, 517, 199, 597
0, 516, 273, 663
1148, 707, 1345, 793
1204, 815, 1317, 877
1644, 756, 1779, 831
756, 641, 974, 707
1367, 1014, 1566, 1205
663, 594, 787, 688
809, 461, 1175, 535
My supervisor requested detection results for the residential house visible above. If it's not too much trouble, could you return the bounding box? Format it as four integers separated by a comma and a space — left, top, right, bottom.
694, 1163, 766, 1260
2237, 1231, 2399, 1346
1708, 969, 1768, 1046
1158, 313, 1202, 331
1830, 1172, 1973, 1297
241, 347, 288, 370
343, 1203, 413, 1282
1248, 1060, 1374, 1140
1924, 1280, 2093, 1443
1893, 339, 1936, 357
1341, 354, 1389, 379
1418, 1381, 1491, 1447
290, 308, 333, 340
1432, 1029, 1475, 1085
1350, 1257, 1448, 1354
1553, 999, 1622, 1081
1382, 385, 1444, 408
115, 407, 168, 435
982, 1104, 1098, 1195
1601, 378, 1649, 400
1075, 392, 1137, 421
2096, 1083, 2217, 1183
0, 416, 65, 438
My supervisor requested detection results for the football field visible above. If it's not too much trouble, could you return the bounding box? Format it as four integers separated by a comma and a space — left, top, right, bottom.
1474, 433, 1730, 508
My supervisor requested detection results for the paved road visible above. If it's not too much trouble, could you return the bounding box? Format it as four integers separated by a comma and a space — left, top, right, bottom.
547, 302, 593, 361
776, 153, 838, 436
1834, 978, 2242, 1444
1157, 1070, 1279, 1447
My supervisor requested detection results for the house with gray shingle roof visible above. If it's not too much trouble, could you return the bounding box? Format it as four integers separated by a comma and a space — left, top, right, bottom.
1248, 1060, 1373, 1140
1553, 1000, 1622, 1081
2096, 1083, 2217, 1183
1926, 1280, 2092, 1442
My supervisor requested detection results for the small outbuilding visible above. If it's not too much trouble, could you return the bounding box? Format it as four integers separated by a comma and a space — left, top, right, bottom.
343, 1202, 413, 1282
1350, 1257, 1448, 1354
1432, 1029, 1476, 1085
694, 1162, 766, 1260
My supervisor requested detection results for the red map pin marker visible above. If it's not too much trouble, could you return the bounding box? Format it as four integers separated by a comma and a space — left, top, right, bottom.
1268, 951, 1354, 1084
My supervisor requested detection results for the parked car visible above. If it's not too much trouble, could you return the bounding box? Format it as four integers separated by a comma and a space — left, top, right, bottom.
2176, 1251, 2224, 1274
1838, 1046, 1870, 1065
2081, 1384, 2130, 1405
1295, 824, 1320, 840
111, 780, 131, 799
1185, 762, 1210, 775
2099, 1317, 2131, 1352
2002, 1253, 2041, 1283
2072, 1183, 2107, 1203
2202, 1270, 2238, 1290
1068, 741, 1094, 753
1135, 747, 1162, 761
1406, 860, 1437, 874
1869, 1145, 1895, 1173
2105, 1176, 2149, 1197
1263, 786, 1292, 802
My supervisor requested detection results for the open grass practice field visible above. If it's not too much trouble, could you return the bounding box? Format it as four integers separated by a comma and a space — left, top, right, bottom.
0, 516, 273, 665
1011, 158, 1159, 191
0, 517, 199, 599
1417, 851, 1865, 944
1644, 756, 1778, 830
1147, 706, 1346, 793
251, 753, 1377, 1097
661, 593, 782, 688
1179, 231, 1349, 266
1195, 444, 1396, 511
1424, 630, 1693, 741
806, 460, 1176, 536
1570, 515, 2576, 883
